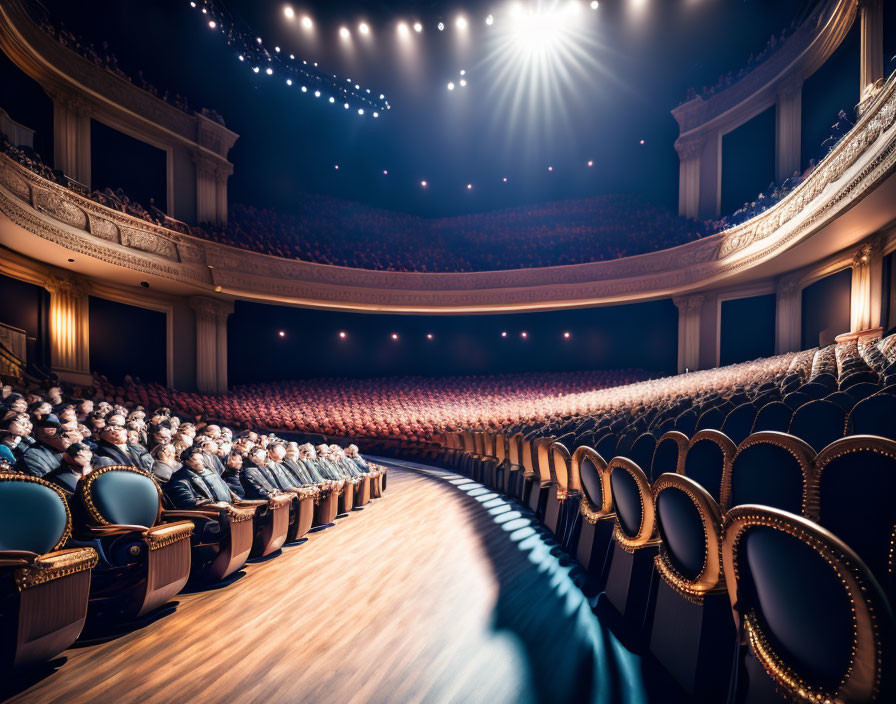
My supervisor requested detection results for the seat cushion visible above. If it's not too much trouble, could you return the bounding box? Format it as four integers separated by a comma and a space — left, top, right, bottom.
91, 470, 159, 528
0, 479, 68, 554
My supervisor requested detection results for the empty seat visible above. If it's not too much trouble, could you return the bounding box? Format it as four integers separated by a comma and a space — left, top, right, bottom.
627, 432, 657, 478
695, 407, 725, 431
788, 399, 845, 453
682, 430, 736, 506
843, 381, 882, 402
721, 403, 758, 446
782, 391, 811, 410
750, 401, 792, 433
725, 432, 814, 514
846, 393, 896, 439
75, 465, 195, 620
650, 431, 688, 483
722, 505, 895, 704
570, 446, 615, 588
823, 391, 856, 413
0, 473, 97, 667
674, 409, 698, 437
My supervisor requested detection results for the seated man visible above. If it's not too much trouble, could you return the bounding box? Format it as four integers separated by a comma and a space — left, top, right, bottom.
0, 412, 32, 468
46, 442, 93, 498
165, 447, 234, 509
149, 442, 179, 482
240, 446, 283, 500
92, 424, 145, 469
221, 450, 246, 499
22, 415, 70, 477
266, 441, 306, 491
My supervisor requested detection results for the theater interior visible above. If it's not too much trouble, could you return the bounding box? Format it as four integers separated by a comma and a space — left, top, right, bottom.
1, 0, 896, 702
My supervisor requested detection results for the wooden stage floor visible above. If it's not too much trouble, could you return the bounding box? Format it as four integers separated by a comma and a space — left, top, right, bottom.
5, 462, 652, 704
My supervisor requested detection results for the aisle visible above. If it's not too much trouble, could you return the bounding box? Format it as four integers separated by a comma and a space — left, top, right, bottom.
5, 464, 648, 704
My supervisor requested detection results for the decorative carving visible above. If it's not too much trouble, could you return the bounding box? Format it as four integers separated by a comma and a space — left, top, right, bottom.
89, 215, 120, 242
32, 188, 87, 230
44, 270, 88, 298
120, 226, 178, 260
0, 165, 30, 202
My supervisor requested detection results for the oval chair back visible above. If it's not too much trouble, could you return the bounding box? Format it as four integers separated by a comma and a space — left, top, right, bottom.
812, 436, 896, 600
750, 401, 792, 434
721, 403, 757, 447
651, 430, 688, 483
787, 399, 845, 453
461, 430, 476, 455
608, 457, 657, 550
695, 407, 725, 432
726, 432, 815, 515
80, 465, 161, 528
595, 433, 619, 465
628, 433, 657, 479
823, 391, 856, 413
682, 430, 736, 507
653, 473, 724, 600
840, 371, 880, 391
674, 410, 698, 437
0, 473, 71, 554
722, 506, 894, 704
571, 446, 611, 523
533, 438, 554, 484
508, 433, 523, 467
782, 391, 812, 410
494, 434, 507, 464
846, 393, 896, 439
550, 442, 572, 496
796, 382, 829, 399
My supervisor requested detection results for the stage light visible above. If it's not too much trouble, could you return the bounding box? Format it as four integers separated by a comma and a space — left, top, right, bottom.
344, 102, 350, 109
278, 331, 286, 337
238, 54, 244, 61
420, 180, 428, 187
437, 22, 445, 31
373, 112, 379, 117
456, 16, 468, 30
301, 16, 313, 29
339, 26, 350, 39
397, 22, 409, 36
447, 82, 455, 90
334, 164, 339, 170
256, 37, 262, 44
591, 1, 599, 8
201, 7, 207, 13
283, 6, 295, 20
358, 108, 364, 115
208, 20, 216, 29
359, 22, 370, 35
286, 78, 292, 86
290, 54, 295, 59
563, 331, 571, 338
486, 14, 494, 25
391, 333, 399, 340
413, 22, 423, 32
328, 95, 334, 101
521, 331, 528, 338
459, 79, 467, 87
502, 177, 508, 182
640, 139, 645, 144
190, 2, 196, 7
301, 85, 307, 92
460, 69, 466, 76
426, 333, 434, 340
548, 165, 553, 171
383, 170, 388, 175
501, 331, 508, 337
339, 331, 346, 339
466, 183, 472, 190
252, 66, 260, 73
265, 67, 273, 75
274, 46, 280, 53
314, 90, 321, 97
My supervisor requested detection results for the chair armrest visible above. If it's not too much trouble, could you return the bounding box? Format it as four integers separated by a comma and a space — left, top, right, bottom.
232, 499, 266, 508
79, 523, 152, 538
162, 508, 223, 522
0, 550, 41, 567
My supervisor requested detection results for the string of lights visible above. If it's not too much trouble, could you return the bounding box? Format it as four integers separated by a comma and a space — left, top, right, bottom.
187, 0, 390, 117
276, 329, 576, 341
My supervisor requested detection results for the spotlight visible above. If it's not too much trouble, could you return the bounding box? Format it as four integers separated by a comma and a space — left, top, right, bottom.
563, 331, 571, 339
373, 111, 379, 117
391, 333, 399, 340
383, 170, 388, 175
397, 22, 409, 36
591, 1, 599, 8
278, 331, 286, 338
339, 331, 346, 339
283, 6, 295, 20
314, 90, 321, 97
486, 14, 494, 25
640, 139, 645, 144
359, 22, 370, 35
447, 82, 455, 90
286, 78, 292, 86
252, 66, 260, 73
587, 160, 593, 166
460, 69, 466, 76
521, 331, 528, 338
238, 54, 244, 61
301, 85, 307, 92
339, 26, 350, 38
256, 37, 262, 44
265, 67, 273, 75
208, 20, 216, 29
327, 95, 334, 101
437, 22, 445, 31
334, 164, 339, 170
466, 183, 472, 190
190, 1, 196, 7
343, 102, 349, 109
421, 180, 428, 187
274, 46, 280, 53
413, 22, 423, 32
459, 78, 467, 87
502, 177, 508, 182
426, 333, 434, 340
548, 165, 553, 171
301, 16, 313, 30
501, 331, 508, 337
456, 16, 468, 30
358, 108, 364, 115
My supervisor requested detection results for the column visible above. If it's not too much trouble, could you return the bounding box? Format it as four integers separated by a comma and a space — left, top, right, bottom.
673, 295, 704, 373
859, 0, 884, 101
775, 276, 802, 354
44, 271, 91, 383
675, 138, 702, 220
189, 297, 233, 393
698, 132, 722, 219
50, 93, 91, 187
193, 153, 219, 225
850, 242, 883, 333
214, 167, 231, 225
775, 81, 803, 183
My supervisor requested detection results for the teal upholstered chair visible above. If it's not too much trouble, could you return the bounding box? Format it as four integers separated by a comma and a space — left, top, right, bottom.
0, 473, 97, 667
75, 465, 194, 620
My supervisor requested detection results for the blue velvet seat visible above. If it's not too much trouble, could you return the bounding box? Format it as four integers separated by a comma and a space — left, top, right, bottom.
721, 403, 758, 447
788, 399, 845, 453
74, 465, 195, 620
845, 393, 896, 439
0, 473, 97, 667
682, 430, 736, 507
750, 401, 792, 433
570, 446, 614, 591
726, 432, 814, 514
650, 430, 688, 483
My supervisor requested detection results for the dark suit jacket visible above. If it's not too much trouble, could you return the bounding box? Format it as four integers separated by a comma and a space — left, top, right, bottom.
222, 468, 246, 499
284, 458, 312, 485
165, 467, 232, 509
151, 460, 177, 483
204, 452, 226, 476
268, 461, 299, 491
92, 442, 142, 469
22, 444, 63, 478
45, 465, 84, 497
241, 463, 279, 499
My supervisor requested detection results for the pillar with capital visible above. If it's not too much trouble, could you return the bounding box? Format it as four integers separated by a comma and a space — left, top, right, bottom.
775, 276, 802, 354
673, 295, 704, 373
859, 0, 884, 102
44, 271, 91, 384
48, 90, 91, 187
189, 297, 233, 393
775, 80, 803, 183
850, 241, 883, 333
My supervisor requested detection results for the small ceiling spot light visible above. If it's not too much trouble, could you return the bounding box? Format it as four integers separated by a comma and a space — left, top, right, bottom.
301, 16, 313, 29
208, 20, 216, 29
640, 139, 645, 145
485, 14, 494, 25
339, 26, 350, 39
413, 22, 423, 32
383, 169, 388, 175
278, 331, 286, 338
284, 6, 295, 20
339, 331, 347, 339
521, 331, 528, 338
591, 1, 599, 9
421, 180, 428, 187
391, 333, 399, 340
358, 108, 364, 115
397, 21, 409, 36
447, 82, 455, 90
265, 67, 273, 75
501, 331, 508, 337
548, 166, 553, 171
563, 331, 571, 339
286, 78, 292, 86
359, 22, 370, 35
502, 177, 508, 182
459, 78, 467, 87
456, 15, 468, 30
466, 183, 472, 190
426, 333, 434, 340
587, 160, 593, 167
437, 21, 445, 31
344, 102, 350, 109
372, 111, 379, 117
252, 66, 260, 73
334, 164, 339, 170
